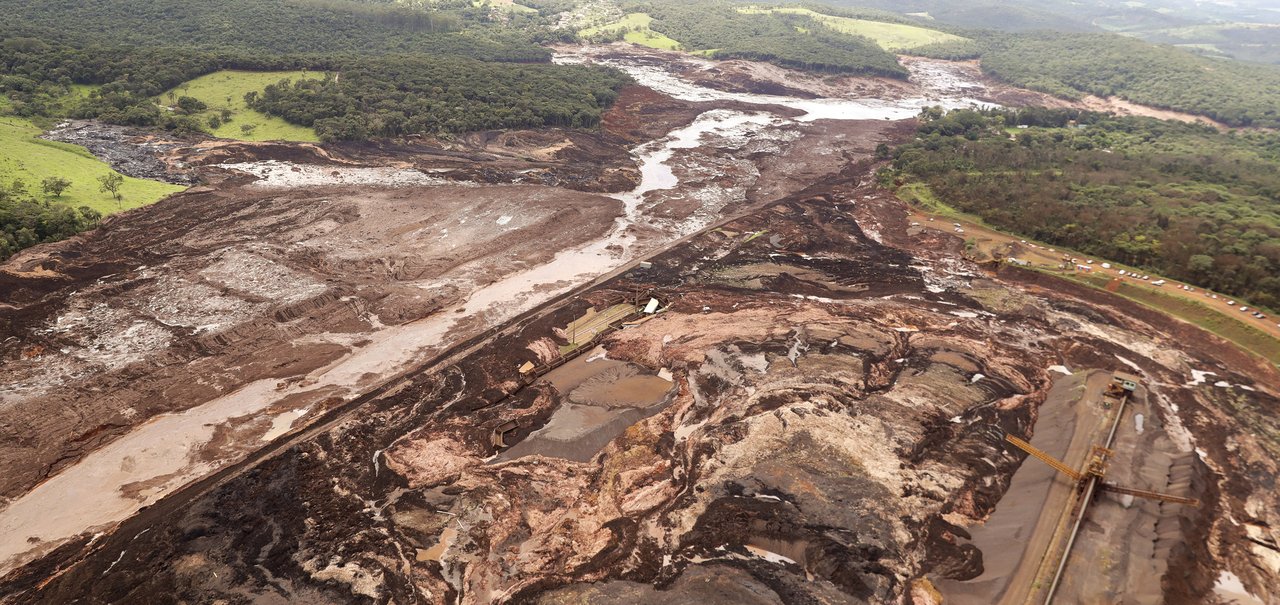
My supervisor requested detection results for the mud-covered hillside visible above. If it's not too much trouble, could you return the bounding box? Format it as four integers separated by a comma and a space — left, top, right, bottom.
1, 48, 1278, 605
7, 156, 1278, 605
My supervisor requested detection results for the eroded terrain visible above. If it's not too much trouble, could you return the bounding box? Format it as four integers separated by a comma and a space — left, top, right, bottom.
1, 48, 1277, 605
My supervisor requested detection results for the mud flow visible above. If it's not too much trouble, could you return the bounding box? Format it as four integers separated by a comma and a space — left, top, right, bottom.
0, 46, 1277, 605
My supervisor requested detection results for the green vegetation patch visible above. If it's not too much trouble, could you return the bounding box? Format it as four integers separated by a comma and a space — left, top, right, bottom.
247, 56, 631, 141
472, 0, 537, 13
640, 1, 907, 76
580, 13, 681, 50
980, 31, 1280, 128
737, 7, 967, 50
159, 70, 324, 142
1, 0, 529, 59
885, 107, 1280, 310
0, 116, 183, 215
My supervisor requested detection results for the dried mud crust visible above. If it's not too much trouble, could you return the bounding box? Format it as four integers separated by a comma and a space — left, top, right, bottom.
0, 182, 622, 505
41, 121, 202, 185
6, 160, 1276, 605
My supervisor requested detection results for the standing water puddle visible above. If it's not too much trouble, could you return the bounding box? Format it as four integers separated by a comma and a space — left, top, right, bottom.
496, 351, 675, 463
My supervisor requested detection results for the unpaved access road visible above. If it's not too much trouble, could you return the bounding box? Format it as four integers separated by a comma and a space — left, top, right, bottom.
906, 208, 1280, 351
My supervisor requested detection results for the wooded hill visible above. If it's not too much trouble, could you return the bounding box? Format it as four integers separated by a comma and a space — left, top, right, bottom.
980, 32, 1280, 128
0, 0, 630, 139
248, 57, 631, 139
884, 108, 1280, 308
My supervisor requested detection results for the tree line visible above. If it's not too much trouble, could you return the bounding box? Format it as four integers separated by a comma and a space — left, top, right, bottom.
0, 183, 103, 260
884, 108, 1280, 308
623, 0, 909, 77
979, 31, 1280, 128
247, 56, 630, 141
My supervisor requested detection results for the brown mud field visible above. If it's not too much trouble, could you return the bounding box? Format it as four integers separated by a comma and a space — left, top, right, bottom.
2, 157, 1276, 604
1, 51, 1278, 605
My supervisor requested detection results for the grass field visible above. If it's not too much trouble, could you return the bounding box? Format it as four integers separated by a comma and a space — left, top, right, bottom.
158, 70, 324, 142
580, 13, 682, 50
0, 116, 185, 215
737, 7, 967, 50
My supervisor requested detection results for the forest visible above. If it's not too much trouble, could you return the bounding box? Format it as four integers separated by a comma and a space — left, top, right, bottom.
627, 0, 908, 76
980, 32, 1280, 128
0, 0, 547, 59
0, 0, 632, 137
0, 189, 101, 260
884, 108, 1280, 308
248, 57, 631, 140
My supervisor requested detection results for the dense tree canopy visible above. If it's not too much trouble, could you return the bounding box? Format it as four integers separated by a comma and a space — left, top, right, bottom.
0, 0, 547, 60
638, 1, 908, 77
885, 108, 1280, 308
0, 187, 101, 260
0, 0, 634, 136
248, 56, 630, 140
980, 32, 1280, 128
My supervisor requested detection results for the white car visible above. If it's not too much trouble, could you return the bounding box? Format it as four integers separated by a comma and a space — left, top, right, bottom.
1240, 307, 1249, 312
1227, 301, 1236, 305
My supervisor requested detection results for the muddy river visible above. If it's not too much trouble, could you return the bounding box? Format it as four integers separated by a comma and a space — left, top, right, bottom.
0, 55, 998, 576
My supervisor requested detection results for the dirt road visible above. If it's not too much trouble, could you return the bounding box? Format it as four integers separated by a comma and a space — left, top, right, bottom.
906, 209, 1280, 348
